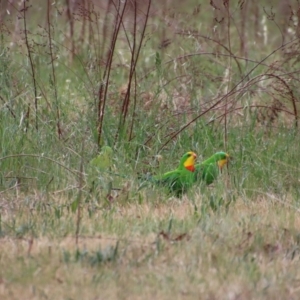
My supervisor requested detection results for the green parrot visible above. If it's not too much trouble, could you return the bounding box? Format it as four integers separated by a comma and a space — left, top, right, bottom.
194, 151, 230, 185
143, 151, 197, 196
88, 146, 113, 191
89, 146, 113, 170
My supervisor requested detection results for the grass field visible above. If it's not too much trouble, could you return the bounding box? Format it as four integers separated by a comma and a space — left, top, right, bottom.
1, 0, 300, 299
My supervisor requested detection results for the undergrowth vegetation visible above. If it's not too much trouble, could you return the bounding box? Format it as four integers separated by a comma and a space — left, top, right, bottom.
1, 0, 300, 299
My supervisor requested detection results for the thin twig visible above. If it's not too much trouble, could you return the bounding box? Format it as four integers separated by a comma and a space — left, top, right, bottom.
22, 1, 38, 130
157, 38, 299, 151
0, 154, 82, 177
115, 0, 152, 143
97, 0, 126, 149
47, 0, 62, 138
75, 138, 85, 246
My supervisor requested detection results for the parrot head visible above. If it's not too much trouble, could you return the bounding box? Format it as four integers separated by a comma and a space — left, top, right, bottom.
214, 152, 230, 169
182, 151, 197, 172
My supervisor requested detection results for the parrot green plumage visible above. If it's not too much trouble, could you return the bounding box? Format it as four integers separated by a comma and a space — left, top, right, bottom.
194, 151, 229, 185
87, 146, 113, 190
89, 146, 113, 170
145, 151, 197, 196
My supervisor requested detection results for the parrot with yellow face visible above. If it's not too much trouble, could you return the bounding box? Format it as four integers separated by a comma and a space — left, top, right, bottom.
142, 151, 197, 196
194, 152, 229, 185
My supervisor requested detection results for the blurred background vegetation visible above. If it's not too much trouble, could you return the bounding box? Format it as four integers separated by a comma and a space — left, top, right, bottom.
0, 0, 299, 200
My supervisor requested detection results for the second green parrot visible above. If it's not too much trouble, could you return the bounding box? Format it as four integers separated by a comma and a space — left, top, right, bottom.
194, 151, 230, 185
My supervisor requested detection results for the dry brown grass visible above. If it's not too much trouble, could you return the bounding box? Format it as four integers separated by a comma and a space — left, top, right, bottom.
1, 192, 300, 299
